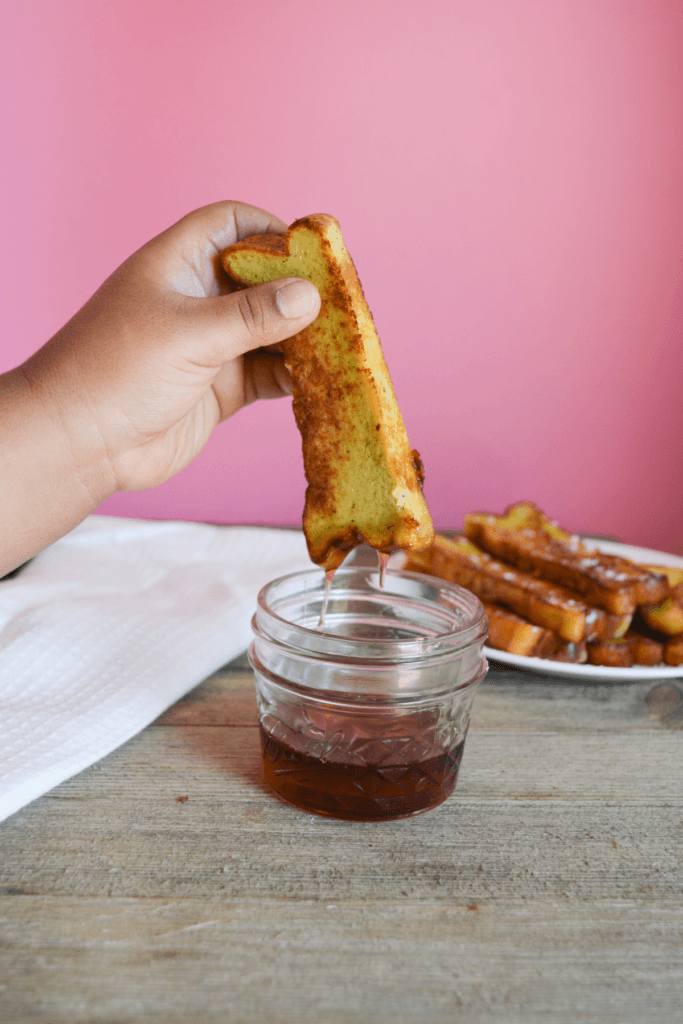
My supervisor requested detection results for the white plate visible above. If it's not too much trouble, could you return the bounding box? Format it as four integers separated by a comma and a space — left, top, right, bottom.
397, 540, 683, 682
482, 647, 683, 682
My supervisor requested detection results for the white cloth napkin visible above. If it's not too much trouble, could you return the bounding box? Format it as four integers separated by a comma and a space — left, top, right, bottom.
0, 516, 313, 824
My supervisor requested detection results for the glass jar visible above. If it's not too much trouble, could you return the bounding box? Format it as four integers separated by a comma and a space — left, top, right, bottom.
249, 566, 488, 822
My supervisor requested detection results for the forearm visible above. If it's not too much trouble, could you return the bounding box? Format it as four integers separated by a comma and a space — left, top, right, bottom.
0, 366, 114, 577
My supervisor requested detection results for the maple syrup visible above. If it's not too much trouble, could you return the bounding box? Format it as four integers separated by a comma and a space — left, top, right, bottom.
260, 724, 465, 821
319, 552, 389, 631
317, 567, 337, 631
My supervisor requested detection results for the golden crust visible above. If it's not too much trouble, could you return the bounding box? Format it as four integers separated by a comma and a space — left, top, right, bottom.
464, 503, 669, 614
404, 534, 632, 643
221, 214, 433, 569
481, 601, 587, 662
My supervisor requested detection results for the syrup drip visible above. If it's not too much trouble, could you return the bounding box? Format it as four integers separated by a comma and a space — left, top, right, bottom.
378, 551, 390, 588
317, 568, 336, 631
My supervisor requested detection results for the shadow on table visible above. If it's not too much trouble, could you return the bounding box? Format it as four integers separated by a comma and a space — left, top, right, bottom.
169, 711, 272, 799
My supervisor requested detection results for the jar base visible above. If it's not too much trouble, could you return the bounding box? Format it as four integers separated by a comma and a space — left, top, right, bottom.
260, 726, 465, 823
263, 780, 456, 821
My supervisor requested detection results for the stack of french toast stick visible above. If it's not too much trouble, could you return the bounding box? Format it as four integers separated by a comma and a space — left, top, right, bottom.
404, 502, 683, 668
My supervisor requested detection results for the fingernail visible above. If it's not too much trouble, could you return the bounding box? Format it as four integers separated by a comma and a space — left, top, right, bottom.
275, 279, 318, 319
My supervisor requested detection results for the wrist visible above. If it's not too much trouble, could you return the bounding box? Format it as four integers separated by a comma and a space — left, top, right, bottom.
0, 362, 119, 575
18, 358, 119, 509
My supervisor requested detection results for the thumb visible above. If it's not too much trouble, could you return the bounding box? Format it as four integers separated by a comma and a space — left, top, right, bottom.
197, 277, 321, 361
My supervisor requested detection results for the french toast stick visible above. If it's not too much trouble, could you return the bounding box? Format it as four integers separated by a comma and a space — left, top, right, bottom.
405, 535, 632, 643
550, 640, 589, 663
664, 634, 683, 666
482, 601, 587, 662
640, 564, 683, 588
221, 215, 433, 570
481, 601, 554, 658
464, 503, 668, 614
637, 566, 683, 636
639, 591, 683, 636
629, 630, 665, 666
587, 636, 634, 668
587, 629, 666, 668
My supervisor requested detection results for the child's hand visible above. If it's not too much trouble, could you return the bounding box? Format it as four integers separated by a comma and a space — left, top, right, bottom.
23, 200, 321, 494
0, 201, 321, 576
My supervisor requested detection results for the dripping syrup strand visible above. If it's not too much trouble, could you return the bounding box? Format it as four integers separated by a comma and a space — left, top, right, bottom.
317, 567, 336, 631
378, 550, 390, 588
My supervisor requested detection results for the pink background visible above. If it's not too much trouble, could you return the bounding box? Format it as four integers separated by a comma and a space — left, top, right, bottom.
2, 0, 682, 551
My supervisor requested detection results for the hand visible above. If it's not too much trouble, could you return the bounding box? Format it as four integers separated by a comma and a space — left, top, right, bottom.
0, 201, 320, 576
21, 200, 321, 495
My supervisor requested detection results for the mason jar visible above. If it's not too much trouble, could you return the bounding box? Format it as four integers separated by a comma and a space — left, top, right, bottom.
249, 565, 488, 821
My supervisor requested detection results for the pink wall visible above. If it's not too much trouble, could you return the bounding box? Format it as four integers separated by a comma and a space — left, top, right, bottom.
2, 0, 682, 551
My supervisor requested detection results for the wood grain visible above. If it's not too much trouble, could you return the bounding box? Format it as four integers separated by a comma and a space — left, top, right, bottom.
1, 663, 681, 1024
1, 898, 681, 1024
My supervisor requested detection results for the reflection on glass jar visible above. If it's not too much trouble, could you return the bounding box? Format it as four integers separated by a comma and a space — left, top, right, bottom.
249, 566, 488, 822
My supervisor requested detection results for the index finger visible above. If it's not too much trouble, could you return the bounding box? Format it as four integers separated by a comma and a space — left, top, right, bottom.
140, 201, 289, 297
183, 200, 288, 252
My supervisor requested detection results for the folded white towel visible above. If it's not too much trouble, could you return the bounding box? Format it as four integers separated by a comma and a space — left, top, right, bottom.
0, 516, 313, 823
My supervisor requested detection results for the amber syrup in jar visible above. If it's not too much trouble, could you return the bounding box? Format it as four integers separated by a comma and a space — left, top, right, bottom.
260, 725, 465, 820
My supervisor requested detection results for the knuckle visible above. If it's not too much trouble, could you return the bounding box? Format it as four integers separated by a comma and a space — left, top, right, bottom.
236, 288, 270, 337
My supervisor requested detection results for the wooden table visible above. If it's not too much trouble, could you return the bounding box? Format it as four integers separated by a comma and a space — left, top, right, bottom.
1, 654, 682, 1023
